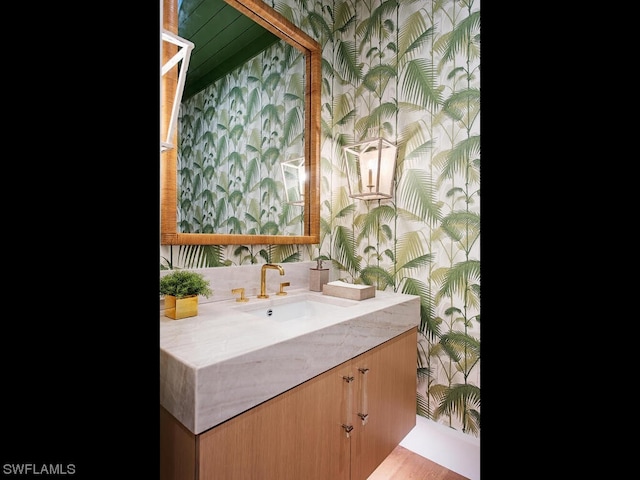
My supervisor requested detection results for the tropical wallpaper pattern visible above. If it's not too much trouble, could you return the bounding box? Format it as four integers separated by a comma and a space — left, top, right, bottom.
178, 38, 307, 238
163, 0, 480, 437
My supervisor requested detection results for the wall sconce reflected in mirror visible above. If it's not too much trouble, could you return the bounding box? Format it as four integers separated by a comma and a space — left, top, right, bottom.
161, 29, 194, 152
343, 138, 397, 200
280, 157, 306, 206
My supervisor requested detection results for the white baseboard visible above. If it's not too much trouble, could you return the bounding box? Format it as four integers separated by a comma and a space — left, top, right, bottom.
400, 416, 480, 480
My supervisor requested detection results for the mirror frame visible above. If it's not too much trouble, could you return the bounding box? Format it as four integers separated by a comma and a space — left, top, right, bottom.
161, 0, 321, 245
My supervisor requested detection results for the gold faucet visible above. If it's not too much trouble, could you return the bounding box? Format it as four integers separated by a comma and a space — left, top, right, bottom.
258, 263, 285, 298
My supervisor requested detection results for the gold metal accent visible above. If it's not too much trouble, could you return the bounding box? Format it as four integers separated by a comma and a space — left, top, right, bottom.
258, 264, 285, 298
164, 295, 198, 319
231, 287, 249, 302
276, 282, 290, 296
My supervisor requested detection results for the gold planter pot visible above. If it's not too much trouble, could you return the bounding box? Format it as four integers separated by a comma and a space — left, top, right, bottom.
164, 295, 199, 320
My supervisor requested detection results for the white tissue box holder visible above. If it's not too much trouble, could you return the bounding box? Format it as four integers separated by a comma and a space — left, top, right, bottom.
322, 282, 375, 301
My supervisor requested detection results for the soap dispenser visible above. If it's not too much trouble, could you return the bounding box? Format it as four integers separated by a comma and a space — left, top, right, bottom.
309, 258, 329, 292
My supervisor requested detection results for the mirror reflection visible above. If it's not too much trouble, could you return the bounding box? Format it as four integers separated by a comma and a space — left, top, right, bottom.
280, 157, 306, 207
178, 37, 306, 236
161, 0, 321, 245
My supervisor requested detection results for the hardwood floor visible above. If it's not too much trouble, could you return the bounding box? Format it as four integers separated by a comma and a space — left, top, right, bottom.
367, 445, 469, 480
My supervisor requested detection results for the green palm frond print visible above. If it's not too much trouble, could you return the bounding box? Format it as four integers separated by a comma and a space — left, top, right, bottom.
166, 0, 480, 438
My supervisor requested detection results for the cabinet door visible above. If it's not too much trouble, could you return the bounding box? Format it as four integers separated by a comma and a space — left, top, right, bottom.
350, 328, 417, 480
198, 361, 352, 480
160, 406, 196, 480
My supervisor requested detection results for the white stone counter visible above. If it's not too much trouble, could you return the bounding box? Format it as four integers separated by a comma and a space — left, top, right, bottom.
160, 288, 419, 434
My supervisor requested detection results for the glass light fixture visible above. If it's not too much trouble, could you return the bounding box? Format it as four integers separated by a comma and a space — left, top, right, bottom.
280, 157, 306, 206
343, 138, 397, 200
161, 29, 194, 152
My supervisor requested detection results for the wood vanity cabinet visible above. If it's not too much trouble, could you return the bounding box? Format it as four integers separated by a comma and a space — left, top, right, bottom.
160, 328, 417, 480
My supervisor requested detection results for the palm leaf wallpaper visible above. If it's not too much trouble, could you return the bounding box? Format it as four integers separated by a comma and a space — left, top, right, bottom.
179, 38, 306, 237
162, 0, 480, 437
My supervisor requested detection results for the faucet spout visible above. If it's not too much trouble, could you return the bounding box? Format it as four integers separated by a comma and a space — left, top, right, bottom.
258, 263, 285, 298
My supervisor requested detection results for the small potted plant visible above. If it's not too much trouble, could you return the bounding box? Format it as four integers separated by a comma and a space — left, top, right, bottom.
160, 270, 213, 319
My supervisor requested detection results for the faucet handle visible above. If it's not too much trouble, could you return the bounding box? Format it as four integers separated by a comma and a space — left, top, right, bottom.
231, 287, 249, 302
276, 282, 290, 296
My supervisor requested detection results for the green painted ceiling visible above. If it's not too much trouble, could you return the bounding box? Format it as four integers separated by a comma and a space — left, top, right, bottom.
178, 0, 279, 100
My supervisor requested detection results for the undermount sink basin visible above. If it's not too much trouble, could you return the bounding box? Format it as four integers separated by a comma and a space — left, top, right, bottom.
241, 299, 341, 322
239, 294, 357, 322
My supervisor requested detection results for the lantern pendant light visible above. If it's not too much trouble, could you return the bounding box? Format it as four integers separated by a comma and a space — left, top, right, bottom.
280, 157, 306, 206
343, 137, 397, 200
161, 29, 194, 152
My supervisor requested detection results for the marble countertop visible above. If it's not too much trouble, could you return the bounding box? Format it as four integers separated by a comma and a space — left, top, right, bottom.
160, 288, 419, 434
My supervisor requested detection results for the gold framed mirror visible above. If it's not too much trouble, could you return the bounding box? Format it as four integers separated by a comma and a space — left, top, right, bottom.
161, 0, 321, 245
